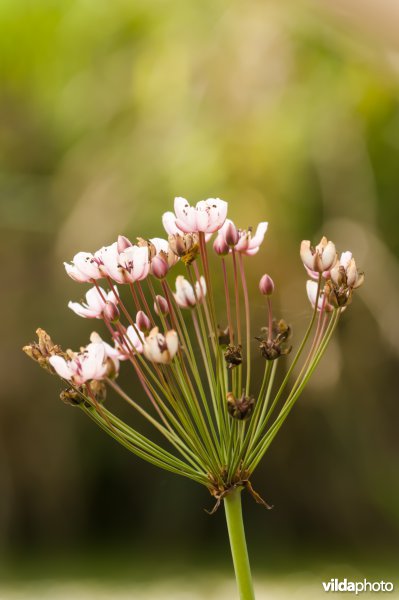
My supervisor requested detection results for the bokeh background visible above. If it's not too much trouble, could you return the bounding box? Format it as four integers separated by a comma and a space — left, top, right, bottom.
1, 0, 399, 597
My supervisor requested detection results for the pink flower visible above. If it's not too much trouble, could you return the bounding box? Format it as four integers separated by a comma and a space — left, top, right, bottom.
68, 286, 119, 319
162, 197, 227, 235
215, 219, 268, 256
300, 237, 337, 276
64, 252, 103, 282
49, 342, 108, 385
143, 328, 179, 364
95, 243, 149, 284
306, 281, 334, 313
173, 275, 207, 308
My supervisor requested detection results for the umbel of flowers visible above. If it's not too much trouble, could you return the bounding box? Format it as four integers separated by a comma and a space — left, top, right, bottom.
24, 197, 364, 600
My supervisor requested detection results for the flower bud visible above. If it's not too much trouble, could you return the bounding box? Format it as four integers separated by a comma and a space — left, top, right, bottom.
136, 310, 151, 332
103, 301, 120, 323
259, 274, 274, 296
213, 235, 229, 256
151, 254, 169, 279
224, 221, 239, 246
154, 295, 169, 316
117, 235, 133, 253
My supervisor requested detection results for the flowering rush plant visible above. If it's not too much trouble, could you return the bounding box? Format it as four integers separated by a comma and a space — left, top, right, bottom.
24, 197, 364, 599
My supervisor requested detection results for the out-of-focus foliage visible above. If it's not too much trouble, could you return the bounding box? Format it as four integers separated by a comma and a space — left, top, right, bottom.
1, 0, 399, 583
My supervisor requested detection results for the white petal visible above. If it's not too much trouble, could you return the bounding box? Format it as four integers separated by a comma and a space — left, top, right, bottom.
73, 252, 101, 280
321, 241, 336, 270
85, 287, 106, 312
162, 211, 180, 235
49, 356, 73, 380
174, 197, 197, 231
126, 325, 144, 353
248, 222, 268, 249
97, 243, 124, 282
150, 237, 169, 254
306, 280, 319, 309
340, 251, 353, 269
300, 241, 315, 270
82, 344, 106, 380
165, 330, 179, 358
195, 276, 207, 300
195, 209, 209, 232
64, 262, 89, 282
175, 275, 195, 308
68, 301, 99, 319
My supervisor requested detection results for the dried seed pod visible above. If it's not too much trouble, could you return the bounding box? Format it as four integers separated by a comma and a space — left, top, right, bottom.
256, 319, 292, 361
224, 344, 243, 368
227, 391, 255, 420
168, 233, 199, 265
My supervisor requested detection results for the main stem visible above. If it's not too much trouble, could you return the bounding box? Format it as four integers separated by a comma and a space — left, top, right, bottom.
224, 488, 256, 600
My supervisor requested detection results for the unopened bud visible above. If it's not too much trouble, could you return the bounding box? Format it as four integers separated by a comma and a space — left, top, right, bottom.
224, 221, 239, 246
154, 295, 169, 316
213, 235, 229, 256
103, 301, 120, 323
136, 310, 151, 332
259, 274, 274, 296
117, 235, 133, 253
151, 254, 169, 279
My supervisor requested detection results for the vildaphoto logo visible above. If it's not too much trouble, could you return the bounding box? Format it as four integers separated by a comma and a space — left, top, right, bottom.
322, 579, 394, 594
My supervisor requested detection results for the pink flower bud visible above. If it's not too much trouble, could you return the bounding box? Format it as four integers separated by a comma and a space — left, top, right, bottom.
154, 295, 169, 316
224, 221, 239, 246
117, 235, 133, 253
136, 310, 151, 332
103, 301, 120, 323
213, 235, 229, 256
259, 274, 274, 296
151, 255, 169, 279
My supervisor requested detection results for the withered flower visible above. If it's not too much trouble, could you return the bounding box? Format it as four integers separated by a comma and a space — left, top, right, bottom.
224, 344, 243, 368
227, 391, 255, 420
23, 328, 67, 373
256, 319, 292, 361
168, 232, 199, 265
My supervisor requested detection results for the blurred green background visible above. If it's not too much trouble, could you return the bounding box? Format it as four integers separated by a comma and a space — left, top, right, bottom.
1, 0, 399, 597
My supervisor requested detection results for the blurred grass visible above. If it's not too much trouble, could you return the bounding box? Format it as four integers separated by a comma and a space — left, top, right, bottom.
1, 545, 398, 598
1, 0, 399, 591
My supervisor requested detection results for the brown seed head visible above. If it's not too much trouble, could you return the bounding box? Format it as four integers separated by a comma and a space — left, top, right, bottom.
227, 391, 255, 420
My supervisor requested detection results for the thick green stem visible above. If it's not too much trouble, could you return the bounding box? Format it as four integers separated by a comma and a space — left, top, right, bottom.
224, 488, 256, 600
